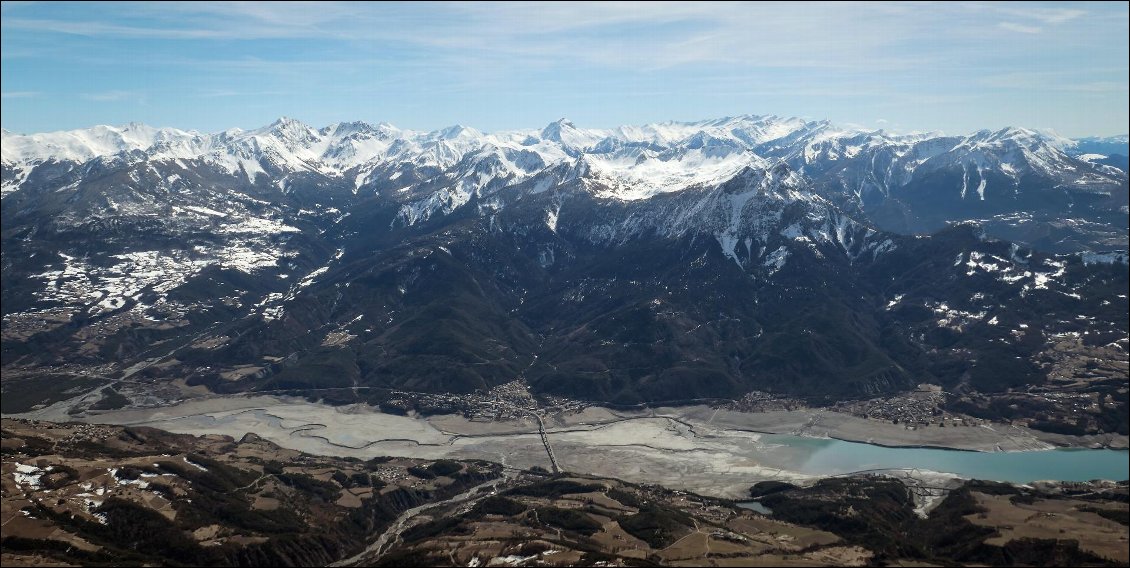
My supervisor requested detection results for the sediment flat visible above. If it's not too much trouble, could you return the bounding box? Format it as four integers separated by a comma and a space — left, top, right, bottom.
674, 406, 1128, 451
7, 395, 1125, 500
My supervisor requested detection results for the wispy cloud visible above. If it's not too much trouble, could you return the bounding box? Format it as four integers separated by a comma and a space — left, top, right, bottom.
195, 87, 305, 98
1, 90, 37, 98
970, 3, 1086, 25
81, 90, 143, 102
1058, 81, 1130, 93
998, 22, 1043, 34
981, 69, 1130, 92
0, 2, 1022, 71
0, 1, 1110, 83
1, 2, 414, 41
2, 17, 226, 39
1, 1, 1126, 137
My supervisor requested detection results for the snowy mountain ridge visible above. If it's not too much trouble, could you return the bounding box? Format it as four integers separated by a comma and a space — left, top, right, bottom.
1, 115, 1105, 166
6, 115, 1120, 201
0, 116, 1021, 160
3, 115, 1126, 261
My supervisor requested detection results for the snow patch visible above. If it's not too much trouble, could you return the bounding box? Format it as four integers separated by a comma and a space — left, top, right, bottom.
12, 462, 44, 488
763, 246, 789, 275
183, 456, 209, 471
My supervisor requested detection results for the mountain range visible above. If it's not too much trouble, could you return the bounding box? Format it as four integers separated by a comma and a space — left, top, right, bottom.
3, 117, 1125, 250
1, 116, 1127, 421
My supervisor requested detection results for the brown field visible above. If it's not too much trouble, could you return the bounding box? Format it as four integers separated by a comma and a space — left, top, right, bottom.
966, 492, 1129, 564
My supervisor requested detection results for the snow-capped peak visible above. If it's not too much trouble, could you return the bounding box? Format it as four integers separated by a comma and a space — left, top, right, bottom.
248, 117, 320, 145
432, 124, 481, 141
4, 116, 1123, 208
540, 118, 575, 141
1, 123, 198, 165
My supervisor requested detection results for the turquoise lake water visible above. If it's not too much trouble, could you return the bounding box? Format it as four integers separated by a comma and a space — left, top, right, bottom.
758, 433, 1129, 483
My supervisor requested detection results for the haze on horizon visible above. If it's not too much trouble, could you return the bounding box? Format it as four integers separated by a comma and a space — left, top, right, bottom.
1, 1, 1127, 138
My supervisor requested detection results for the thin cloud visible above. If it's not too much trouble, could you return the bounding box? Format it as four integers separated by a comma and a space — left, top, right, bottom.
1058, 81, 1130, 93
195, 87, 324, 98
0, 90, 38, 101
981, 4, 1085, 25
998, 22, 1042, 34
981, 69, 1130, 91
2, 18, 228, 39
0, 2, 1003, 71
1, 1, 1125, 136
81, 90, 141, 102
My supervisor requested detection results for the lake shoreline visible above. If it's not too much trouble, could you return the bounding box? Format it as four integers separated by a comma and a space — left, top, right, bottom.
666, 405, 1130, 453
8, 393, 1128, 454
5, 394, 1128, 499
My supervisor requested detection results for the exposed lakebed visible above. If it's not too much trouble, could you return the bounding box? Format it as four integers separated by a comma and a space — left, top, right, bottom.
13, 395, 1129, 499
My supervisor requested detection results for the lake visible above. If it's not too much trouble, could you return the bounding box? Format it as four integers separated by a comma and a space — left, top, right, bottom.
759, 433, 1130, 483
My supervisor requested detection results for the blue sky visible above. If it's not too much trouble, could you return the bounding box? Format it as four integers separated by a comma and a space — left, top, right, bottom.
2, 1, 1127, 136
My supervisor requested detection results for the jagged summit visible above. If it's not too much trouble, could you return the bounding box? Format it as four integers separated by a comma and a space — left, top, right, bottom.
2, 114, 1125, 253
3, 114, 1115, 179
540, 117, 575, 141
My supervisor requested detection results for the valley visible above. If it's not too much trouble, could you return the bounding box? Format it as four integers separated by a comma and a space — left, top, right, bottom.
10, 387, 1127, 501
3, 1, 1128, 564
3, 416, 1126, 567
3, 114, 1127, 566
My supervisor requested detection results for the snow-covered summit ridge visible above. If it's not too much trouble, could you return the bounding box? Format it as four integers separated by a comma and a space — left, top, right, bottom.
1, 114, 1095, 168
3, 115, 1124, 204
1, 122, 201, 165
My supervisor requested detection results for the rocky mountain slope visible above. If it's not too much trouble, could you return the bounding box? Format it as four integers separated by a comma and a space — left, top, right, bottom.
1, 116, 1127, 420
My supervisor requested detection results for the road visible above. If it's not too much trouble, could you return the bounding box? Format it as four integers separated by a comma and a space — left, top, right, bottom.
491, 390, 560, 474
530, 412, 561, 474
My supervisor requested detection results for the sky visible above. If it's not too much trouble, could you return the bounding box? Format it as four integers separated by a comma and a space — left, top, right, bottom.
1, 1, 1127, 137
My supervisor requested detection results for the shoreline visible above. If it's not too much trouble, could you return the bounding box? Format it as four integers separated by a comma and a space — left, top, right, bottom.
4, 395, 1128, 499
7, 394, 1128, 454
706, 423, 1130, 453
667, 406, 1130, 453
